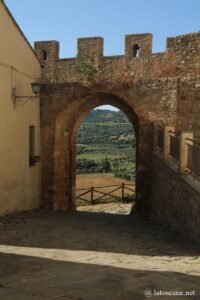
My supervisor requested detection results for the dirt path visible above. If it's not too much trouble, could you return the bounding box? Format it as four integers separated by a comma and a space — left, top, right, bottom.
0, 204, 200, 299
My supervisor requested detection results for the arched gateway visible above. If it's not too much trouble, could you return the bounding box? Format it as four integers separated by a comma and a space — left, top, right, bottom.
34, 32, 200, 229
40, 88, 153, 213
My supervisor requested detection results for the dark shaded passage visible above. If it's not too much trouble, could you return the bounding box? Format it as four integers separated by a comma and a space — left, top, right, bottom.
0, 210, 200, 256
0, 253, 199, 300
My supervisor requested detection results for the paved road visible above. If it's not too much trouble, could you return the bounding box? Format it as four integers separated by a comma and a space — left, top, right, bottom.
0, 204, 199, 300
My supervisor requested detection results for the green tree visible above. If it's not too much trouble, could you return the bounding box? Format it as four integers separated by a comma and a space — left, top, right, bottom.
101, 157, 111, 173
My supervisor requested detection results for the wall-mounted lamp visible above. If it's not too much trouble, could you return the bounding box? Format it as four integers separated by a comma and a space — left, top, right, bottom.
12, 81, 41, 108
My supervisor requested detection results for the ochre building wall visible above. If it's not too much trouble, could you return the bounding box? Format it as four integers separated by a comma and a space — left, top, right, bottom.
0, 1, 41, 215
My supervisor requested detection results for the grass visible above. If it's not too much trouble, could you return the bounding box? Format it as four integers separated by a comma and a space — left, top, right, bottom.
78, 153, 125, 160
84, 121, 128, 126
121, 162, 136, 170
77, 144, 89, 147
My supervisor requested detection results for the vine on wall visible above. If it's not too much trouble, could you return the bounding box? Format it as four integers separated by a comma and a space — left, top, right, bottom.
78, 56, 97, 81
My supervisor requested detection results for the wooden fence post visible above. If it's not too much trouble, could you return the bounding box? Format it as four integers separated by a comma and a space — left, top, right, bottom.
121, 183, 124, 202
91, 187, 94, 204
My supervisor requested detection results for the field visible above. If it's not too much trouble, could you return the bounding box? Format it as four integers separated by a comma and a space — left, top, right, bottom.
76, 173, 135, 205
76, 173, 135, 189
76, 109, 136, 182
77, 153, 124, 160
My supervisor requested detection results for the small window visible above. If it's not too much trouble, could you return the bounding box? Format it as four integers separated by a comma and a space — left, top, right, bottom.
133, 44, 140, 57
29, 126, 35, 167
42, 49, 48, 61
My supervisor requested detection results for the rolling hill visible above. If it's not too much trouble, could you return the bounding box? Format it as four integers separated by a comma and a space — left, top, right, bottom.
76, 109, 136, 181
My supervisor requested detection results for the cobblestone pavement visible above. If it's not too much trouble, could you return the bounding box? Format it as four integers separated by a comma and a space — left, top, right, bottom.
0, 203, 200, 300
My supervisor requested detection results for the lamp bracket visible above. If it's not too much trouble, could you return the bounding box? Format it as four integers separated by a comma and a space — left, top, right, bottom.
12, 87, 39, 109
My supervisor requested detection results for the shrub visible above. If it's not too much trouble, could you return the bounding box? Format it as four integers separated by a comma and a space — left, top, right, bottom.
78, 56, 96, 81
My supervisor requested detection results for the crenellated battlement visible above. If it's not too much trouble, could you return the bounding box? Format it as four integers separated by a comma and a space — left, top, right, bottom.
34, 31, 200, 63
34, 40, 59, 64
34, 33, 153, 63
77, 37, 103, 63
34, 31, 200, 84
125, 33, 152, 58
167, 31, 200, 52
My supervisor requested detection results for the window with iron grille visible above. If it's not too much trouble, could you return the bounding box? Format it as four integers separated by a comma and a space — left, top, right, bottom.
29, 126, 35, 167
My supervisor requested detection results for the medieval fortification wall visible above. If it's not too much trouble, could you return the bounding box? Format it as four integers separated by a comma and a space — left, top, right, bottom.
34, 32, 200, 240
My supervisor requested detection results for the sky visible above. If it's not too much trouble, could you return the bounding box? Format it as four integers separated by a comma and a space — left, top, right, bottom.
5, 0, 200, 111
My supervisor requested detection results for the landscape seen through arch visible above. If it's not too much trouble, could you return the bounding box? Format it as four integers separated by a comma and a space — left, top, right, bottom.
76, 105, 136, 211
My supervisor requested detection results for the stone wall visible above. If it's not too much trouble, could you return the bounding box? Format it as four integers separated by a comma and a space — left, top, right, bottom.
39, 76, 179, 212
151, 154, 200, 241
34, 31, 200, 85
177, 76, 200, 135
34, 32, 200, 238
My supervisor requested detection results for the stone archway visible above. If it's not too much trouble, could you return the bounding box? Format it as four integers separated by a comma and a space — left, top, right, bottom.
35, 32, 200, 239
69, 95, 139, 210
41, 88, 153, 214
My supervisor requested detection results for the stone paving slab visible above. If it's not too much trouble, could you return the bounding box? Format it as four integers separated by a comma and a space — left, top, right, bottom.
0, 204, 200, 299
